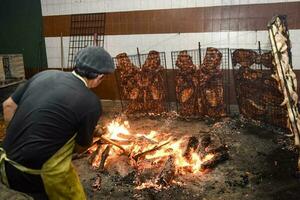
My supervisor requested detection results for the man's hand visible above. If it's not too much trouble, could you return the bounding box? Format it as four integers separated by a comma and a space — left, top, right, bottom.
74, 143, 88, 154
94, 124, 107, 137
3, 97, 18, 124
74, 124, 103, 154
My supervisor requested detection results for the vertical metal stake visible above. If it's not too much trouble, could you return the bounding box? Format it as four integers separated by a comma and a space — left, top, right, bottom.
60, 33, 64, 70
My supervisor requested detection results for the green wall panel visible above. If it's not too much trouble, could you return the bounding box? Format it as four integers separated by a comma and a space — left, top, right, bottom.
0, 0, 47, 70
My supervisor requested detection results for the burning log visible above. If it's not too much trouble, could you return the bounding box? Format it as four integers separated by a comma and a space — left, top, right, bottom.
197, 135, 212, 159
88, 142, 102, 164
157, 155, 176, 186
90, 144, 110, 169
133, 141, 170, 161
99, 145, 111, 172
200, 150, 229, 171
183, 136, 199, 161
197, 134, 229, 168
100, 135, 127, 153
200, 135, 212, 148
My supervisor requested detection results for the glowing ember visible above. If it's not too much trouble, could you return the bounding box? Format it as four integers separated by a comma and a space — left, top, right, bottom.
107, 120, 131, 141
88, 120, 224, 188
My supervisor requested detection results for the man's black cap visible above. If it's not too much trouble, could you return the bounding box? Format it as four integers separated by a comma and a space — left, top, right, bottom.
74, 46, 115, 74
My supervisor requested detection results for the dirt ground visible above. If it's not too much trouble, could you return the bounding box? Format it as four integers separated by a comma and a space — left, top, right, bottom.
1, 110, 300, 200
73, 113, 300, 200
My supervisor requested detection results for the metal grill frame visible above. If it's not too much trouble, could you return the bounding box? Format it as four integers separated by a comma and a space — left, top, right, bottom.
231, 48, 287, 128
113, 51, 170, 114
67, 13, 106, 68
171, 47, 231, 118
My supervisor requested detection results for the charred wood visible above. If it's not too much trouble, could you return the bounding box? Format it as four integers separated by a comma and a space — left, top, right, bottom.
157, 155, 176, 186
183, 136, 199, 161
201, 150, 229, 170
99, 145, 111, 172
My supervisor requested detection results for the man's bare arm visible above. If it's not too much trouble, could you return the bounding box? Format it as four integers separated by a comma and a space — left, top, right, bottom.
3, 97, 18, 123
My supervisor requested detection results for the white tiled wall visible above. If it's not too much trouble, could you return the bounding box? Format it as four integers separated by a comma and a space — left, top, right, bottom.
45, 37, 70, 68
45, 29, 300, 69
41, 0, 294, 16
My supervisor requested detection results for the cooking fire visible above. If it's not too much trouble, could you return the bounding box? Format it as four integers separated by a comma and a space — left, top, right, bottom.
86, 119, 229, 189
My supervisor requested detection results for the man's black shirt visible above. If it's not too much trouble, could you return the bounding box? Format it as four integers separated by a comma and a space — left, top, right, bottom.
3, 70, 101, 194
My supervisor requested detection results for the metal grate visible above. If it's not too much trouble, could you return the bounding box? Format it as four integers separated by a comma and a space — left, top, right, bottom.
171, 47, 230, 118
3, 56, 12, 79
0, 54, 25, 87
231, 48, 288, 128
113, 51, 169, 115
67, 13, 106, 68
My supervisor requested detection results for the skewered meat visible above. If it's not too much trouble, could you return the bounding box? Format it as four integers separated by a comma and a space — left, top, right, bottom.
181, 88, 194, 103
232, 49, 258, 67
116, 51, 167, 114
175, 48, 226, 118
175, 51, 197, 116
198, 48, 226, 117
260, 52, 275, 69
140, 50, 166, 114
232, 49, 288, 128
116, 53, 143, 113
268, 16, 300, 171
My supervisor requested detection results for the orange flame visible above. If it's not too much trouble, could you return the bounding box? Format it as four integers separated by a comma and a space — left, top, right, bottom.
90, 120, 215, 175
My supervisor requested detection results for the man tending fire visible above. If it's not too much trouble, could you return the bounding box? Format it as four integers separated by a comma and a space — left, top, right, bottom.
0, 46, 115, 200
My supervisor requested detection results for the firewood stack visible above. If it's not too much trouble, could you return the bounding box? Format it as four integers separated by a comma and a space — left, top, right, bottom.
268, 15, 300, 171
175, 48, 226, 118
140, 50, 166, 114
116, 51, 167, 114
116, 53, 143, 113
175, 51, 198, 116
232, 49, 288, 128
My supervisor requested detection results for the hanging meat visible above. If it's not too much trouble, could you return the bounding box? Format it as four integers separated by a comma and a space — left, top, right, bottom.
232, 49, 288, 128
116, 51, 167, 115
175, 48, 226, 118
175, 51, 197, 116
232, 49, 258, 67
268, 15, 300, 171
139, 50, 167, 114
115, 53, 143, 113
198, 47, 226, 117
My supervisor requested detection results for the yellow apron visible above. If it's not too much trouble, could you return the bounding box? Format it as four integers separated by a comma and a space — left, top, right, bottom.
0, 135, 86, 200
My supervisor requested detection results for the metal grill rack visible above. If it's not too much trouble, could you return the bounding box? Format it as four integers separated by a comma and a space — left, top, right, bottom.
67, 13, 105, 68
231, 48, 288, 128
171, 47, 230, 118
113, 51, 169, 115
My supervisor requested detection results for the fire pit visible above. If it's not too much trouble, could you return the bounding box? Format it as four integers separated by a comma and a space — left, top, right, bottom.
86, 118, 228, 190
72, 114, 300, 200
